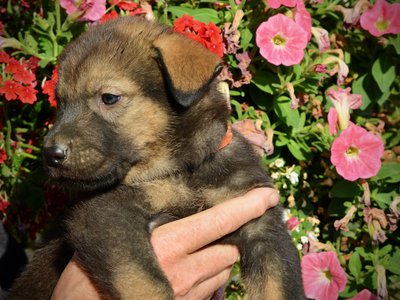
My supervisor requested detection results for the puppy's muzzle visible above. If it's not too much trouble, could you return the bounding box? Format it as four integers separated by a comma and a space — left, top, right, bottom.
43, 144, 68, 168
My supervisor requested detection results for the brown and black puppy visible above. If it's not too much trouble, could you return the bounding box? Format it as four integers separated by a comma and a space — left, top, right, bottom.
7, 17, 303, 300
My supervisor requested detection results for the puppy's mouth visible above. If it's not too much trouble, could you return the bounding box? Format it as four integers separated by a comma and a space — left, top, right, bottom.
45, 159, 135, 191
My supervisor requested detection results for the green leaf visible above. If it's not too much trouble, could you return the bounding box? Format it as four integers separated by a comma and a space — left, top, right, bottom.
168, 7, 220, 24
275, 133, 290, 146
240, 27, 253, 50
371, 55, 396, 93
38, 36, 53, 57
352, 73, 390, 110
388, 35, 400, 55
0, 164, 12, 178
379, 245, 393, 257
33, 13, 50, 31
297, 112, 306, 131
373, 162, 400, 183
349, 252, 362, 281
384, 250, 400, 275
252, 70, 279, 95
274, 95, 300, 129
330, 180, 361, 198
372, 192, 395, 209
287, 140, 310, 161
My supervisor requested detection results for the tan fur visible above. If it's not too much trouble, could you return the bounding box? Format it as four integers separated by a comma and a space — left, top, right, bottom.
244, 276, 284, 300
140, 178, 193, 212
265, 277, 285, 300
153, 34, 221, 93
113, 264, 170, 300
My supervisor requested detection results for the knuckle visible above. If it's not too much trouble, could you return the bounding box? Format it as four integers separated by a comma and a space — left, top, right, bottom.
173, 279, 194, 298
227, 245, 239, 264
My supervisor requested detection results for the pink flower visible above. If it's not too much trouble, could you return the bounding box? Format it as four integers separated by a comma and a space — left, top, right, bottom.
294, 0, 312, 41
301, 251, 347, 300
311, 27, 330, 52
360, 0, 400, 37
266, 0, 297, 9
330, 125, 384, 181
314, 64, 327, 73
232, 119, 273, 155
335, 0, 370, 29
348, 289, 377, 300
60, 0, 106, 21
256, 14, 308, 66
326, 87, 362, 131
287, 216, 301, 231
328, 107, 338, 135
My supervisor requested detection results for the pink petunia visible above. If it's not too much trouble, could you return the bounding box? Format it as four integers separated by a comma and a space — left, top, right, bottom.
301, 251, 347, 300
348, 289, 378, 300
266, 0, 297, 9
256, 13, 308, 66
360, 0, 400, 37
328, 107, 339, 135
326, 87, 362, 131
311, 27, 330, 53
294, 0, 312, 41
287, 216, 301, 231
330, 124, 384, 181
60, 0, 106, 21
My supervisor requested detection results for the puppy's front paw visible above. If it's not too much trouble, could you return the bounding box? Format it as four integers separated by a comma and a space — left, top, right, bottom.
148, 214, 179, 232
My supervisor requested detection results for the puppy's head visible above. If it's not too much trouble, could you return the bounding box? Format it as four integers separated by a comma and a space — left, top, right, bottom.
43, 17, 229, 191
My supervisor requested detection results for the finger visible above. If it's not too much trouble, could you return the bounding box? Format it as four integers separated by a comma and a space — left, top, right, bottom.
157, 244, 238, 290
186, 244, 239, 285
51, 259, 100, 300
182, 267, 232, 300
152, 187, 279, 254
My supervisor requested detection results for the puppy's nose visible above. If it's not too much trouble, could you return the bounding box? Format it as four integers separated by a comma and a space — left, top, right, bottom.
43, 145, 68, 168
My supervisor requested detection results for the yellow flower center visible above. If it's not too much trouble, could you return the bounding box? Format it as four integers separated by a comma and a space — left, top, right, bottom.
345, 146, 359, 158
322, 269, 333, 281
375, 18, 389, 32
272, 34, 287, 46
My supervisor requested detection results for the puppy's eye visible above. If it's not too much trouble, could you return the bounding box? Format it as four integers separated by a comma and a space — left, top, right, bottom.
101, 93, 121, 105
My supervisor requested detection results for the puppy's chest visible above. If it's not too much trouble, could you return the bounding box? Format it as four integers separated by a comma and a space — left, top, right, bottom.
140, 178, 241, 216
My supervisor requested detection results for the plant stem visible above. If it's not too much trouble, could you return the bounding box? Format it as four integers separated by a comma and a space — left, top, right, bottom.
55, 0, 61, 33
3, 103, 13, 158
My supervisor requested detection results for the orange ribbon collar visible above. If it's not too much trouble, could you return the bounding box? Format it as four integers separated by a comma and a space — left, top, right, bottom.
216, 124, 232, 151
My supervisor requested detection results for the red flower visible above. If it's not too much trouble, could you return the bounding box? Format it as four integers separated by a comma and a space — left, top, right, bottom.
0, 52, 38, 104
0, 196, 10, 215
0, 52, 11, 63
18, 84, 38, 104
42, 66, 59, 108
174, 15, 224, 58
12, 67, 36, 85
25, 56, 40, 73
0, 79, 22, 100
110, 0, 139, 11
0, 148, 7, 164
4, 58, 25, 74
100, 10, 119, 23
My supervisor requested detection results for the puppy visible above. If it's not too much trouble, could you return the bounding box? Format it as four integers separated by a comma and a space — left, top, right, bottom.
7, 17, 303, 299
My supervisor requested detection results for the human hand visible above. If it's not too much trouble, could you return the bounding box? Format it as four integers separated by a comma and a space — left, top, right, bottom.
51, 187, 279, 300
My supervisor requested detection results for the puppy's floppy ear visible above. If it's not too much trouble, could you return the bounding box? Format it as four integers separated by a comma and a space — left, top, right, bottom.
154, 33, 222, 108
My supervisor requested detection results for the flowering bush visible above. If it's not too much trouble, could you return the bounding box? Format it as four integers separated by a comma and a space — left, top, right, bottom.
1, 0, 399, 299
